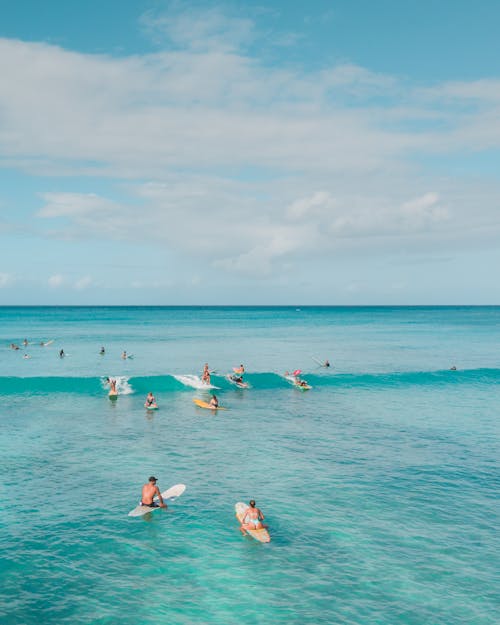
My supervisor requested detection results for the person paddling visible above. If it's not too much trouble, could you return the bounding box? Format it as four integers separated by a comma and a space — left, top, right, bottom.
141, 476, 167, 509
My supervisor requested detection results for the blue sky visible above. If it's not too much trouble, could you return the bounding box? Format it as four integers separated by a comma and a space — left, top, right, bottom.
1, 0, 499, 304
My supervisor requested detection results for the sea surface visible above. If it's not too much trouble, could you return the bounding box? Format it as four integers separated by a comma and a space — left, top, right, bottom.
0, 306, 498, 625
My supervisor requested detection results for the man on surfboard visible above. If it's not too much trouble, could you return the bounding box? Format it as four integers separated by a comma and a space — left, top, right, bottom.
144, 392, 157, 408
239, 500, 266, 534
141, 476, 167, 509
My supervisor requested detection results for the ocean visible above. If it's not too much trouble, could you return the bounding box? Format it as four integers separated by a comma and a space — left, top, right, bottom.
0, 306, 498, 624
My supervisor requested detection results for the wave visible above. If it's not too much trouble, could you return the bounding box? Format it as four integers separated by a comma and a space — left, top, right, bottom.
0, 368, 499, 396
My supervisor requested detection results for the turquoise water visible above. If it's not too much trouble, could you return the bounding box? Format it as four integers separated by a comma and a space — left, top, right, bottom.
0, 306, 498, 624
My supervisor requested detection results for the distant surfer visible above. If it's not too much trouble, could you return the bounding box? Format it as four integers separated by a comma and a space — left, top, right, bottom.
239, 500, 266, 534
23, 338, 28, 347
144, 392, 157, 408
59, 349, 65, 358
122, 351, 127, 360
209, 394, 219, 409
140, 476, 167, 509
100, 346, 105, 355
23, 353, 30, 359
324, 359, 330, 368
202, 363, 211, 385
10, 343, 20, 350
450, 365, 457, 371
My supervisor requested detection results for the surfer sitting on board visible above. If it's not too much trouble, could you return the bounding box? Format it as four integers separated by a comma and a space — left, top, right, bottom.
209, 394, 219, 409
141, 476, 167, 508
202, 363, 211, 385
239, 500, 266, 534
144, 392, 156, 408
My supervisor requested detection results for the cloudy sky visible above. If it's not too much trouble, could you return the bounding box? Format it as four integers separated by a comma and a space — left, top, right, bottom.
1, 0, 499, 304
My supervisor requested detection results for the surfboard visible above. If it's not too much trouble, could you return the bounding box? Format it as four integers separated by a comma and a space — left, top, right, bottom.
312, 356, 331, 368
192, 398, 227, 410
145, 404, 158, 410
295, 383, 312, 391
235, 502, 270, 543
226, 374, 250, 389
284, 375, 312, 391
128, 483, 186, 517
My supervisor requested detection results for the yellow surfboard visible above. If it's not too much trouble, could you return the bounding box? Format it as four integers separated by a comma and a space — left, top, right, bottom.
235, 502, 271, 543
192, 398, 227, 410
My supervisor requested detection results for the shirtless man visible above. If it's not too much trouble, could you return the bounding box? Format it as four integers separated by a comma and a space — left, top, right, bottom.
239, 500, 266, 534
141, 476, 167, 509
106, 377, 117, 396
234, 364, 245, 375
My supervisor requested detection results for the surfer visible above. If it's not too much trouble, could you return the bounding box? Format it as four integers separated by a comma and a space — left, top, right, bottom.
144, 392, 157, 408
450, 365, 457, 371
59, 349, 65, 358
23, 339, 28, 347
234, 364, 245, 375
239, 500, 266, 534
140, 476, 167, 509
209, 394, 219, 409
106, 378, 117, 395
296, 378, 309, 388
10, 343, 20, 350
202, 363, 211, 385
122, 351, 127, 360
324, 359, 330, 368
100, 346, 105, 355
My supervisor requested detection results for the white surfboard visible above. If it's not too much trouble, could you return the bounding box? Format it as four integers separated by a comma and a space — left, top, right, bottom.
128, 483, 186, 517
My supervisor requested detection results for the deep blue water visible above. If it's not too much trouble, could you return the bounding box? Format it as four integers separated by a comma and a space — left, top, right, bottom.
0, 307, 499, 624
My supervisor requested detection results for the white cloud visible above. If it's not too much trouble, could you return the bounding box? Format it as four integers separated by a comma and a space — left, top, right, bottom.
48, 274, 65, 288
0, 272, 14, 287
141, 5, 255, 52
0, 8, 499, 283
74, 275, 93, 290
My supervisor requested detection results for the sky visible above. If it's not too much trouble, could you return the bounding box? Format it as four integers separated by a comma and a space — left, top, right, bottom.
1, 0, 499, 305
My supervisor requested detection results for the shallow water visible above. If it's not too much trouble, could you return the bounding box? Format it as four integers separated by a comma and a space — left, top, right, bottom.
0, 307, 499, 624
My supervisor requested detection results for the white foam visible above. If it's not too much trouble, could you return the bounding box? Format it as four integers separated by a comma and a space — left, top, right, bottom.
174, 374, 219, 390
